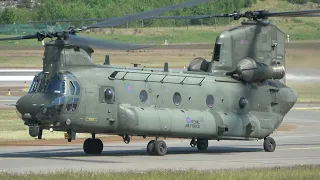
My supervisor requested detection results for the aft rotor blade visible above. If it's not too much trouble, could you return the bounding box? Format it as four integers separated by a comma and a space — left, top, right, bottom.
261, 9, 320, 18
64, 34, 151, 50
0, 34, 38, 41
289, 13, 320, 17
84, 0, 213, 29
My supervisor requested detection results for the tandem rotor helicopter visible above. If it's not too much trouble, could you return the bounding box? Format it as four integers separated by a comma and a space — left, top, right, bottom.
1, 0, 319, 156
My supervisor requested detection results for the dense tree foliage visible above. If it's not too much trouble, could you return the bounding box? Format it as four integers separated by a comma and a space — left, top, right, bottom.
287, 0, 320, 4
0, 0, 258, 27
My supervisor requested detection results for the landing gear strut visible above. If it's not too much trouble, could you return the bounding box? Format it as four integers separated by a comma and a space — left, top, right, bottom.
190, 138, 197, 147
37, 127, 43, 139
123, 135, 130, 144
146, 140, 168, 156
83, 133, 103, 154
263, 137, 276, 152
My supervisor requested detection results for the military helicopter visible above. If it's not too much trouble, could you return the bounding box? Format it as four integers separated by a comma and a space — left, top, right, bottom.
1, 0, 319, 156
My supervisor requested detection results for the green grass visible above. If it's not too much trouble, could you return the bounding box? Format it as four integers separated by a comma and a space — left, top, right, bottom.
0, 165, 319, 180
287, 82, 320, 103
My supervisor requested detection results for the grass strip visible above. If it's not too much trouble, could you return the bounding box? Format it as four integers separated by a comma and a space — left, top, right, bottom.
0, 165, 319, 180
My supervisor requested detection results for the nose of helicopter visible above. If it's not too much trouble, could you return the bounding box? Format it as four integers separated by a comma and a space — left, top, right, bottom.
16, 93, 53, 121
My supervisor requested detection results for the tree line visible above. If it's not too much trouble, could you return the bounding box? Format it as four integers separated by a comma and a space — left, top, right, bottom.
0, 0, 258, 27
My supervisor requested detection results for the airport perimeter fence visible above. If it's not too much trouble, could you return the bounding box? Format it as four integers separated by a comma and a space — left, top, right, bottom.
0, 24, 72, 35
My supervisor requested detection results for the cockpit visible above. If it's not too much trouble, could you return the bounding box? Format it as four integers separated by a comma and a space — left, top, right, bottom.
21, 71, 82, 124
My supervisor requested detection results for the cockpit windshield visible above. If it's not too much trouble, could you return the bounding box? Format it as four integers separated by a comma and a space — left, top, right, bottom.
29, 73, 66, 94
46, 75, 65, 93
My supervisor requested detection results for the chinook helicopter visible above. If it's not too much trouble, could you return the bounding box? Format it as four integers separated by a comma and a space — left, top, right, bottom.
1, 0, 319, 156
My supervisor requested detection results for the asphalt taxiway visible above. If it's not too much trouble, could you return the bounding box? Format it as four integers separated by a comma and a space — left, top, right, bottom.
0, 104, 319, 173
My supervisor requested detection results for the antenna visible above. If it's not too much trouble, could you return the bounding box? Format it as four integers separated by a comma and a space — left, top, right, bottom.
104, 55, 110, 65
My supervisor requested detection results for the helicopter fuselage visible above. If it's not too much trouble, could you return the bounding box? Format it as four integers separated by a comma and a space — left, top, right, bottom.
17, 64, 297, 141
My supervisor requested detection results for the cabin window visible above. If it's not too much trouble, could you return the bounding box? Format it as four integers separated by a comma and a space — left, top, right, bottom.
239, 97, 248, 109
104, 88, 115, 103
173, 92, 182, 106
139, 90, 148, 103
206, 94, 214, 108
213, 44, 221, 62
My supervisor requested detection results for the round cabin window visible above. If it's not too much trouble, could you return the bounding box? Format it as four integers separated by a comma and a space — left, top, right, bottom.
104, 88, 114, 101
139, 90, 148, 103
173, 92, 182, 106
206, 94, 214, 108
239, 97, 248, 109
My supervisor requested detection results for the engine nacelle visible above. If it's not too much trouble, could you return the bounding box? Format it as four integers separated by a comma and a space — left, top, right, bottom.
233, 58, 285, 83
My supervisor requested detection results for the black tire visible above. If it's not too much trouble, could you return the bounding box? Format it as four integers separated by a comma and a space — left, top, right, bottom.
93, 139, 103, 154
197, 139, 208, 150
83, 138, 93, 154
147, 140, 156, 155
264, 137, 276, 152
154, 140, 168, 156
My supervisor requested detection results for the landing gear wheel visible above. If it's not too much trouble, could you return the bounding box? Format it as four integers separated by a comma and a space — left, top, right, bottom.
264, 137, 276, 152
83, 138, 103, 154
154, 140, 168, 156
147, 140, 156, 155
93, 139, 103, 154
197, 139, 208, 150
83, 138, 93, 154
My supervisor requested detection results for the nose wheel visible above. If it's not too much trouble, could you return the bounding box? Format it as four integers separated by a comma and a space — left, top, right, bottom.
83, 137, 103, 154
146, 140, 168, 156
263, 137, 276, 152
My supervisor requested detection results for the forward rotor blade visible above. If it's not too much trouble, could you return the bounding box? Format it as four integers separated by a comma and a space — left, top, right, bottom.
84, 0, 213, 29
0, 34, 38, 41
144, 14, 224, 20
28, 14, 217, 24
64, 34, 151, 50
28, 18, 114, 24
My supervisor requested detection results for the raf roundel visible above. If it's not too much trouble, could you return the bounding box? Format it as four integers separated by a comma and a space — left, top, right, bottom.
126, 84, 132, 93
186, 117, 191, 124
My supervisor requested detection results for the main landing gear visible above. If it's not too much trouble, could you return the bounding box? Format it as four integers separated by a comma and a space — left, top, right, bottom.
263, 136, 276, 152
147, 140, 168, 156
83, 134, 103, 154
190, 138, 209, 151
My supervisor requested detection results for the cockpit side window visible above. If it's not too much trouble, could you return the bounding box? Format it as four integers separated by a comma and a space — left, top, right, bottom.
213, 44, 222, 62
69, 81, 75, 95
73, 81, 81, 95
